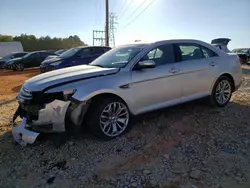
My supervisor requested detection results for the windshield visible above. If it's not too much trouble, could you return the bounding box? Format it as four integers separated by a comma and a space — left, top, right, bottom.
55, 49, 64, 55
23, 53, 32, 58
90, 46, 143, 68
1, 53, 13, 60
59, 48, 79, 58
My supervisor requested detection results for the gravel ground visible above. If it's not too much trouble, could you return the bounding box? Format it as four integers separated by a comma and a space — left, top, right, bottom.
0, 68, 250, 188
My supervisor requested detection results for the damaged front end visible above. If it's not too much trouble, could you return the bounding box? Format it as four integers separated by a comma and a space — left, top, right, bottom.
12, 87, 90, 146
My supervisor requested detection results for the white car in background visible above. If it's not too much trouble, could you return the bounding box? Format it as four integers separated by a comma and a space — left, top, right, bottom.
0, 41, 23, 57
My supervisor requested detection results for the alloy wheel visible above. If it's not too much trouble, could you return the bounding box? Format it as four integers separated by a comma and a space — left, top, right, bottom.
215, 80, 231, 105
16, 64, 23, 71
99, 102, 129, 137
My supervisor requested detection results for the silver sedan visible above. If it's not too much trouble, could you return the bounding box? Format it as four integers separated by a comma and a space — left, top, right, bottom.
13, 39, 242, 145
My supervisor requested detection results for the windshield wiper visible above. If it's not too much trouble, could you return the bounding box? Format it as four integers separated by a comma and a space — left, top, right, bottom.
90, 64, 104, 68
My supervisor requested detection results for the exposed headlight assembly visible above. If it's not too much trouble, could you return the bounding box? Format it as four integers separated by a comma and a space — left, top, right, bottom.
63, 89, 76, 100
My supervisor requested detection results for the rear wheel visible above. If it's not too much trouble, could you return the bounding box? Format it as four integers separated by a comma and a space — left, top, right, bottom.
15, 64, 24, 71
86, 97, 131, 140
210, 76, 233, 107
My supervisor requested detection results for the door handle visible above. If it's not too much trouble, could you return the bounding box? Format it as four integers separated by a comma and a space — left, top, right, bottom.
209, 62, 216, 67
169, 68, 180, 74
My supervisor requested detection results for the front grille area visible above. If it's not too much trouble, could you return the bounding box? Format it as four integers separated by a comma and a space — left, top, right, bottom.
17, 86, 32, 103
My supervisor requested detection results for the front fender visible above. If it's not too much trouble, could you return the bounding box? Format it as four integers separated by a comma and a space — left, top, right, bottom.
72, 88, 121, 102
44, 72, 133, 111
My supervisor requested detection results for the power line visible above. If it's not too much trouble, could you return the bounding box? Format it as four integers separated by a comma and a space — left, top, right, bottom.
116, 0, 129, 17
95, 0, 98, 29
124, 0, 148, 22
123, 0, 157, 29
118, 0, 134, 20
112, 0, 119, 13
100, 0, 104, 30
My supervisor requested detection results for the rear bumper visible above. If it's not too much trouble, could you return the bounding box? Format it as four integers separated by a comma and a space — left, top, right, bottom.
0, 62, 5, 69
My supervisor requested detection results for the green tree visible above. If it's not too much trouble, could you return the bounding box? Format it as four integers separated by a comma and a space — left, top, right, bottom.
0, 33, 86, 51
0, 35, 13, 42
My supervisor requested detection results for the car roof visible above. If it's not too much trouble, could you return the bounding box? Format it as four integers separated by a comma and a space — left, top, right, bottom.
116, 43, 149, 48
117, 39, 213, 48
10, 52, 28, 54
28, 50, 49, 54
76, 46, 111, 49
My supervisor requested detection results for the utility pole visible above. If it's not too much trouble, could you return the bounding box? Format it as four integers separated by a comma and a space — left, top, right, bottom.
109, 13, 118, 47
105, 0, 109, 47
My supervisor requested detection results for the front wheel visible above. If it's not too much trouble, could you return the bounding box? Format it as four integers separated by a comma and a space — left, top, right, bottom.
15, 64, 24, 71
86, 97, 131, 140
210, 76, 233, 107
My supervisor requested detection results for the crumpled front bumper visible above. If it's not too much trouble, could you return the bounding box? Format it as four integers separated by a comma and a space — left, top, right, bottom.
12, 117, 40, 146
11, 99, 87, 146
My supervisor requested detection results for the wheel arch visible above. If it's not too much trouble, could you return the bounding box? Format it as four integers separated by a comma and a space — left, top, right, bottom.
220, 73, 235, 91
89, 92, 129, 109
210, 73, 235, 94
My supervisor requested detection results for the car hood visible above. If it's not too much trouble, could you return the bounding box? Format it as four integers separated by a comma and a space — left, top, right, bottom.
7, 57, 23, 64
44, 55, 59, 61
24, 65, 119, 92
42, 56, 64, 63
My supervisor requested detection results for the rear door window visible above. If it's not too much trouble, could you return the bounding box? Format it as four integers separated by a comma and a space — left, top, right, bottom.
201, 46, 217, 58
30, 53, 39, 58
92, 47, 104, 55
40, 52, 49, 58
178, 44, 203, 61
77, 48, 91, 57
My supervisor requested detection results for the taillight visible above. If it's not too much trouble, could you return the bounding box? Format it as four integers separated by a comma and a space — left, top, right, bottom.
239, 58, 243, 65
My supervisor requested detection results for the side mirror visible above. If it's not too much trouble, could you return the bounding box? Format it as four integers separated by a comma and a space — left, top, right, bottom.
135, 60, 156, 70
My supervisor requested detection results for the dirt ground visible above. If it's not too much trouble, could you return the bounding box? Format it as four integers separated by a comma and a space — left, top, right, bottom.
0, 68, 40, 103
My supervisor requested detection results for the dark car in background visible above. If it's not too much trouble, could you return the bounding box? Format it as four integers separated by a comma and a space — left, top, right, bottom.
55, 49, 67, 55
0, 52, 28, 68
44, 49, 68, 61
231, 48, 250, 64
40, 46, 111, 73
6, 51, 56, 71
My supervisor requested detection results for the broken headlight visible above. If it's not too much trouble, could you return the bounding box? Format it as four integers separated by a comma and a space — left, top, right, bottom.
63, 89, 76, 100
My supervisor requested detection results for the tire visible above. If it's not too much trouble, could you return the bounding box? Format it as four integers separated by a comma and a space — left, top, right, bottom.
15, 64, 24, 71
86, 97, 132, 140
210, 76, 233, 107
